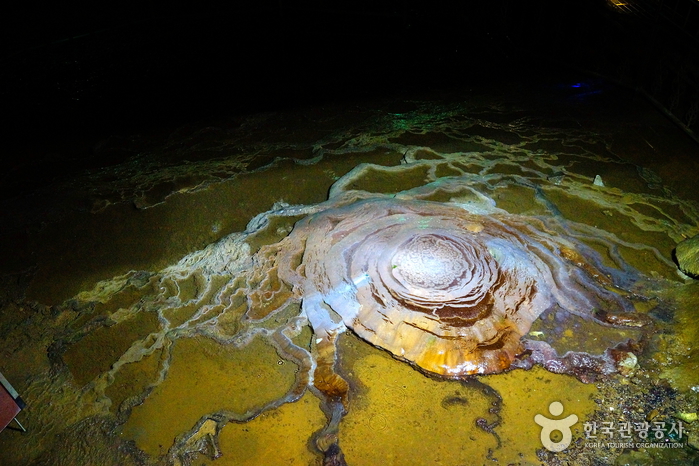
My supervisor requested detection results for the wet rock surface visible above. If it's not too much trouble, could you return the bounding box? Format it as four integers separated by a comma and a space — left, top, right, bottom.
1, 77, 698, 465
675, 234, 699, 278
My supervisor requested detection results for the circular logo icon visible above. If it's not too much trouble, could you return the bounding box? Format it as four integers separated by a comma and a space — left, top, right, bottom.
534, 401, 579, 452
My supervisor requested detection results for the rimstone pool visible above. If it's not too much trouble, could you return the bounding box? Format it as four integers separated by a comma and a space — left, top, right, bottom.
0, 77, 698, 465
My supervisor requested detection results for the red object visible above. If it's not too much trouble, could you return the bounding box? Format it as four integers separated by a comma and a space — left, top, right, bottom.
0, 386, 21, 432
0, 372, 25, 433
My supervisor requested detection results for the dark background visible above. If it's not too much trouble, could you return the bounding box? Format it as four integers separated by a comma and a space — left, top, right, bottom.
1, 0, 697, 194
0, 1, 562, 135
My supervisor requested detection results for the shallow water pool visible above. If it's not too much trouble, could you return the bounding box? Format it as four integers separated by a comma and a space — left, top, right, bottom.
1, 75, 698, 466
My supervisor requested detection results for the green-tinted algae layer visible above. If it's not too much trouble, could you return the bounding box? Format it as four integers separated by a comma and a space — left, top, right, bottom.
120, 335, 298, 458
337, 333, 598, 465
2, 84, 698, 466
338, 333, 499, 465
22, 147, 404, 305
106, 346, 166, 414
657, 281, 699, 394
62, 310, 160, 387
340, 164, 432, 194
214, 392, 326, 465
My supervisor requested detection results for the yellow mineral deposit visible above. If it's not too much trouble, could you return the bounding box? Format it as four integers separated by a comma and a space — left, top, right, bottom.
1, 89, 697, 466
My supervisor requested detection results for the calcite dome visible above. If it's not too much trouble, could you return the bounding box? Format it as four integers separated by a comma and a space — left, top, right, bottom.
265, 196, 632, 377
